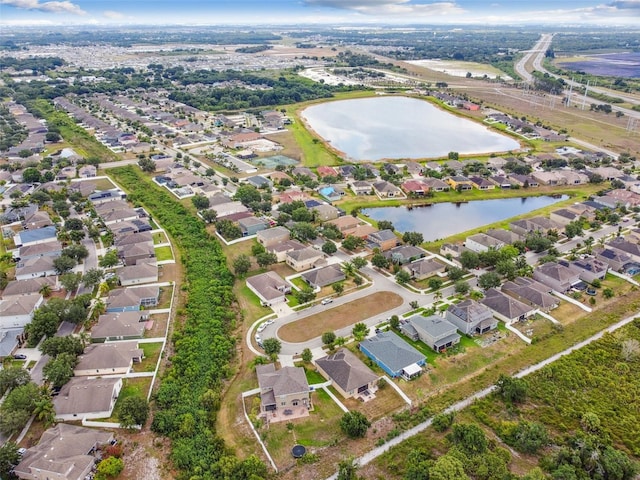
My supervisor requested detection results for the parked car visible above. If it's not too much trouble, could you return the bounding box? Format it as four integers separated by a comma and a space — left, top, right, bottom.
321, 298, 333, 305
13, 354, 27, 360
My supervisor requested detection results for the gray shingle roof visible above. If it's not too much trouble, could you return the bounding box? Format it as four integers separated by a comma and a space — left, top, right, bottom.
316, 348, 378, 393
359, 331, 425, 373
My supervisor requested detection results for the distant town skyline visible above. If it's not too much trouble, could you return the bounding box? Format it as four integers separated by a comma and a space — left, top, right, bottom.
1, 0, 640, 26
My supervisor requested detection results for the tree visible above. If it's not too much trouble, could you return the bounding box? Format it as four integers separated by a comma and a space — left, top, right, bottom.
295, 286, 316, 304
233, 185, 262, 207
565, 220, 584, 239
340, 411, 371, 438
621, 338, 640, 361
0, 442, 20, 480
65, 218, 84, 231
352, 322, 369, 341
138, 157, 156, 172
30, 190, 51, 205
454, 280, 470, 295
301, 348, 313, 363
262, 338, 281, 359
389, 315, 400, 330
53, 255, 76, 274
22, 167, 42, 183
95, 456, 125, 480
478, 272, 501, 290
447, 266, 466, 281
63, 244, 88, 261
33, 393, 55, 427
43, 353, 76, 388
191, 194, 210, 210
603, 288, 614, 299
322, 331, 336, 346
233, 254, 252, 277
25, 310, 59, 345
432, 412, 455, 432
429, 455, 469, 480
460, 250, 480, 270
99, 249, 119, 268
342, 235, 364, 251
510, 421, 549, 454
60, 272, 81, 292
82, 268, 104, 288
289, 222, 317, 241
255, 252, 277, 269
337, 457, 359, 480
403, 231, 424, 246
428, 277, 443, 291
322, 240, 337, 255
449, 423, 488, 455
332, 282, 345, 296
201, 209, 217, 224
40, 335, 84, 357
215, 219, 242, 240
371, 253, 390, 269
496, 374, 528, 403
396, 270, 411, 284
0, 367, 31, 396
117, 395, 149, 428
352, 256, 367, 270
378, 220, 394, 231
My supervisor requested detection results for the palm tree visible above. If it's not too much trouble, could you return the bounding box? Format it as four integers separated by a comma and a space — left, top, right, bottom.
341, 261, 356, 277
584, 236, 595, 254
33, 393, 56, 428
39, 284, 52, 298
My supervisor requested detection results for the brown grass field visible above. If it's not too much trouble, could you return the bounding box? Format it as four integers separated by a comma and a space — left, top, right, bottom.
278, 291, 403, 342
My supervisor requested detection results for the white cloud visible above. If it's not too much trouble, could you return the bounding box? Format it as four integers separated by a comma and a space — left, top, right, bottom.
0, 0, 86, 15
304, 0, 465, 17
103, 10, 125, 19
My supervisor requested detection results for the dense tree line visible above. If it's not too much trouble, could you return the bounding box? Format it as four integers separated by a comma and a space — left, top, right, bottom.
0, 56, 65, 73
110, 166, 267, 480
0, 105, 28, 151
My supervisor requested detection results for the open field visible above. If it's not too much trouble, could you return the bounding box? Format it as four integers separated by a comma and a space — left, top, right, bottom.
278, 291, 403, 342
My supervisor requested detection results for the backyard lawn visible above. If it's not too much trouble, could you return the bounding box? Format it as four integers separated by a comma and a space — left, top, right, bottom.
278, 291, 403, 342
153, 231, 169, 245
154, 245, 173, 261
133, 342, 163, 373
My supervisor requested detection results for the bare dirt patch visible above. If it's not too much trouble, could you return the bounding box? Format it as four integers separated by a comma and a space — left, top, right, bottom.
278, 291, 403, 342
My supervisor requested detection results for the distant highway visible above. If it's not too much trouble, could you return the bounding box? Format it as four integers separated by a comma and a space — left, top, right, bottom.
514, 34, 640, 120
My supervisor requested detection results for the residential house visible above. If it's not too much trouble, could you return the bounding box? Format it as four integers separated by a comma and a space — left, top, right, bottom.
564, 257, 608, 283
246, 271, 291, 306
440, 243, 471, 259
593, 246, 631, 271
101, 207, 139, 226
16, 240, 62, 261
422, 178, 450, 192
238, 216, 270, 236
401, 179, 429, 196
22, 210, 52, 230
489, 176, 513, 189
117, 242, 155, 266
367, 229, 399, 251
550, 208, 582, 226
90, 311, 148, 342
301, 265, 346, 288
2, 277, 57, 298
533, 261, 582, 292
285, 247, 325, 272
465, 233, 504, 253
385, 245, 427, 265
117, 260, 159, 286
316, 348, 379, 399
78, 165, 97, 178
445, 299, 497, 335
485, 228, 521, 244
345, 224, 378, 239
113, 231, 153, 248
372, 181, 405, 199
559, 171, 589, 185
311, 203, 340, 222
245, 175, 272, 189
446, 176, 473, 191
509, 217, 561, 236
470, 176, 495, 190
0, 293, 43, 329
317, 166, 339, 178
74, 340, 143, 376
292, 167, 318, 181
359, 331, 426, 379
267, 239, 306, 263
400, 315, 461, 352
257, 226, 290, 247
256, 364, 310, 417
350, 181, 373, 195
13, 225, 57, 248
481, 288, 536, 324
326, 216, 360, 234
53, 377, 123, 422
105, 286, 160, 312
88, 188, 126, 205
14, 424, 113, 480
403, 257, 446, 280
15, 256, 58, 281
318, 185, 345, 203
0, 328, 23, 358
405, 161, 424, 176
531, 171, 567, 186
507, 174, 538, 187
501, 277, 559, 312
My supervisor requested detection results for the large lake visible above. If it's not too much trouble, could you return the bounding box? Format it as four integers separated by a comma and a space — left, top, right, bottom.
301, 96, 520, 161
363, 196, 568, 242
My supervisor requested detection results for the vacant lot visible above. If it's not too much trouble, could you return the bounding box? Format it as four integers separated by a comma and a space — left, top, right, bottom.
278, 291, 403, 342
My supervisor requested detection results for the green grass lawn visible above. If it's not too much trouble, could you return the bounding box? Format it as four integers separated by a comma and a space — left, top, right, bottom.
154, 246, 173, 261
291, 277, 307, 290
99, 377, 153, 422
152, 231, 169, 245
133, 342, 163, 373
302, 367, 327, 385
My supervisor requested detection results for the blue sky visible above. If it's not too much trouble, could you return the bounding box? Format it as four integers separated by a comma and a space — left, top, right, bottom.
1, 0, 639, 26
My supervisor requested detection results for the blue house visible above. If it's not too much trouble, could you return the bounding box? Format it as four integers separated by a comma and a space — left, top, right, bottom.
14, 225, 57, 247
359, 331, 426, 379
